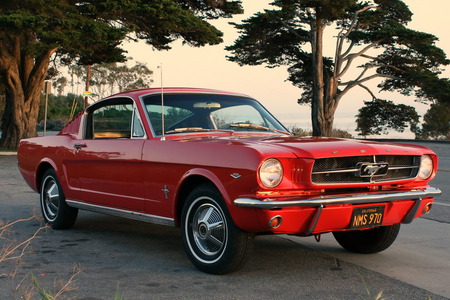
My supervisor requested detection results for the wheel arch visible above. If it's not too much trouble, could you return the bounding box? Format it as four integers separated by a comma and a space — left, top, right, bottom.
36, 160, 58, 193
174, 170, 230, 227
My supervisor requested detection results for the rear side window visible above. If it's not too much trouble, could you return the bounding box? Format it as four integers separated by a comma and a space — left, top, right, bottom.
92, 103, 133, 138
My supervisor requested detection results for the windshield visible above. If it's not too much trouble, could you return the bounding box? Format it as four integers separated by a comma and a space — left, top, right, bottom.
142, 93, 289, 136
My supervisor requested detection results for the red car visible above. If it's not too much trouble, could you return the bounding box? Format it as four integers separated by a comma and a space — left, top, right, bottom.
18, 88, 441, 274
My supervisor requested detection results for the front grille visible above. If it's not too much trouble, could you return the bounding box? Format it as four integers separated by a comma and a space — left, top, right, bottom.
312, 155, 420, 184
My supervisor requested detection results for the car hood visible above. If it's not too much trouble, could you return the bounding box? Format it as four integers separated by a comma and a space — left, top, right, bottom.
172, 134, 431, 159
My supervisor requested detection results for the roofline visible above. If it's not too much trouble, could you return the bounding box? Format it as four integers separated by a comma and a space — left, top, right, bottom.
105, 87, 250, 99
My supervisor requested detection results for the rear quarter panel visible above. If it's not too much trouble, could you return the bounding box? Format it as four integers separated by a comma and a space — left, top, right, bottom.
18, 135, 79, 199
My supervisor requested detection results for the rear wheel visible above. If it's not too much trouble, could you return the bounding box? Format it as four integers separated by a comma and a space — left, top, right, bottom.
40, 169, 78, 229
181, 184, 254, 274
332, 224, 401, 254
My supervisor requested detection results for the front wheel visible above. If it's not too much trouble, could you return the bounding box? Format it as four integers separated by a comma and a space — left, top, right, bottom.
40, 169, 78, 229
332, 224, 401, 254
181, 184, 254, 274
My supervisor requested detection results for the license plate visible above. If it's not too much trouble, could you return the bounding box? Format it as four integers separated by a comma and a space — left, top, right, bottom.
350, 205, 385, 229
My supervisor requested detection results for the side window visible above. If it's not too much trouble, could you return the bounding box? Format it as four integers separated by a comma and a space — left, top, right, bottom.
132, 109, 145, 138
92, 103, 133, 139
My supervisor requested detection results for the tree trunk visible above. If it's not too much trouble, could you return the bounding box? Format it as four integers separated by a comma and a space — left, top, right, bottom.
310, 21, 324, 136
0, 39, 54, 150
0, 89, 27, 150
310, 20, 334, 137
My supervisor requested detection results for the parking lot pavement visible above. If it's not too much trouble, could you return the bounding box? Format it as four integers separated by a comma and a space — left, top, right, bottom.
1, 141, 449, 299
287, 217, 450, 298
288, 140, 450, 298
404, 141, 450, 223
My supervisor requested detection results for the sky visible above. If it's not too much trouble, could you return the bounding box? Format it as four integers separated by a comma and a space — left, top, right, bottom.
123, 0, 450, 138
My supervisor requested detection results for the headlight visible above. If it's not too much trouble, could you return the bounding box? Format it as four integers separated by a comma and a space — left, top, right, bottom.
418, 155, 433, 180
259, 158, 283, 188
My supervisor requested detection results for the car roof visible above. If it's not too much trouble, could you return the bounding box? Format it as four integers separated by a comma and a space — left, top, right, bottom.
105, 87, 250, 99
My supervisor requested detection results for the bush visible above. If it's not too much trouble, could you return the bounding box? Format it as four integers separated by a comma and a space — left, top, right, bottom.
290, 126, 353, 138
36, 119, 66, 131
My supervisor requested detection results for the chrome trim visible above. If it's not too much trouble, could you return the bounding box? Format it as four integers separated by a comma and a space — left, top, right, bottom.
311, 165, 418, 175
66, 200, 175, 227
312, 168, 359, 174
234, 187, 441, 209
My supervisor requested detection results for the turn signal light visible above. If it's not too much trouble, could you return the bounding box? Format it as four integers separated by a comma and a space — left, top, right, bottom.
423, 203, 432, 214
268, 216, 283, 229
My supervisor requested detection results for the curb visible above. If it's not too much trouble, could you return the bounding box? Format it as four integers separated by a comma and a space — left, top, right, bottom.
0, 152, 17, 156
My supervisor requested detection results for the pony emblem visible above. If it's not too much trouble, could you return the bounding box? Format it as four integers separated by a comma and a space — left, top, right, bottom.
356, 162, 389, 178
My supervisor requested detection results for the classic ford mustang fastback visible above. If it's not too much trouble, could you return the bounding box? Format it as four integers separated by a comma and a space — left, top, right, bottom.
18, 88, 441, 274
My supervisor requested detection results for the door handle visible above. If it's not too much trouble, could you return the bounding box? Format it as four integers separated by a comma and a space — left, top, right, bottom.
74, 143, 87, 150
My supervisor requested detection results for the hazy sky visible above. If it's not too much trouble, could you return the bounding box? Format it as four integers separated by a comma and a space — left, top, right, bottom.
124, 0, 450, 138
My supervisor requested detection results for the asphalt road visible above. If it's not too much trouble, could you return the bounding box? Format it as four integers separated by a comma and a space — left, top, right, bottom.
0, 141, 448, 299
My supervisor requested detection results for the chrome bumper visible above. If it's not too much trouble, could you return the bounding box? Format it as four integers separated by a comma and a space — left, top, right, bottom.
234, 187, 441, 209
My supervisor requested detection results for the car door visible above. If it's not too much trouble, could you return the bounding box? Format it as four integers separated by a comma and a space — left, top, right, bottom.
74, 97, 147, 212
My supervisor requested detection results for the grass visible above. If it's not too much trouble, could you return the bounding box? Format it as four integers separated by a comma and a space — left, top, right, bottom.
31, 265, 82, 300
1, 215, 81, 299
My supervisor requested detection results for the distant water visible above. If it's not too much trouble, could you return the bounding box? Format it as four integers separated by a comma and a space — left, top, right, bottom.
277, 113, 416, 139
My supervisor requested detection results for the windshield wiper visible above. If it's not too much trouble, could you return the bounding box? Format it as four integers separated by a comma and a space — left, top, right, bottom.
166, 125, 289, 135
166, 127, 238, 135
165, 127, 210, 134
230, 123, 289, 135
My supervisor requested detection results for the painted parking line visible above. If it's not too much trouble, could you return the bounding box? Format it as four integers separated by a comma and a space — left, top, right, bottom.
434, 202, 450, 207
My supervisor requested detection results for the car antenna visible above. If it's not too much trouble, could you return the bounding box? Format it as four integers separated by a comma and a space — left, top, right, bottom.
159, 63, 165, 141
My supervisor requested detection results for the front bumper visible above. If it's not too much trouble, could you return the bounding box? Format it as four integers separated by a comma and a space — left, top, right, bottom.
233, 187, 441, 234
234, 187, 441, 209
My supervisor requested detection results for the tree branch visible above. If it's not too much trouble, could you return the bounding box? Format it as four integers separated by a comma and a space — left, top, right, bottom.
344, 6, 379, 38
358, 83, 378, 100
338, 40, 383, 80
342, 39, 383, 63
339, 5, 379, 58
339, 72, 392, 86
339, 73, 400, 101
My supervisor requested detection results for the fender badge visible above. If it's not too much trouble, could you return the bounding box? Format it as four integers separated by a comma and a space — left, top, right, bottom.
162, 185, 170, 199
231, 173, 242, 179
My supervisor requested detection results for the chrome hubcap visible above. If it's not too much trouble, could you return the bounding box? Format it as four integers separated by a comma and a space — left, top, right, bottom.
43, 178, 60, 221
192, 203, 226, 256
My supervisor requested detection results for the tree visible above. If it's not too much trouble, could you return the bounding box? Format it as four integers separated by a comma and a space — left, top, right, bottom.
0, 80, 4, 121
418, 102, 450, 140
37, 93, 85, 130
226, 0, 449, 137
53, 77, 68, 96
355, 99, 419, 137
66, 62, 154, 100
0, 0, 243, 149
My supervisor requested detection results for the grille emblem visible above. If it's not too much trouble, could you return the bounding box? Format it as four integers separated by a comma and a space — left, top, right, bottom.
356, 162, 389, 178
